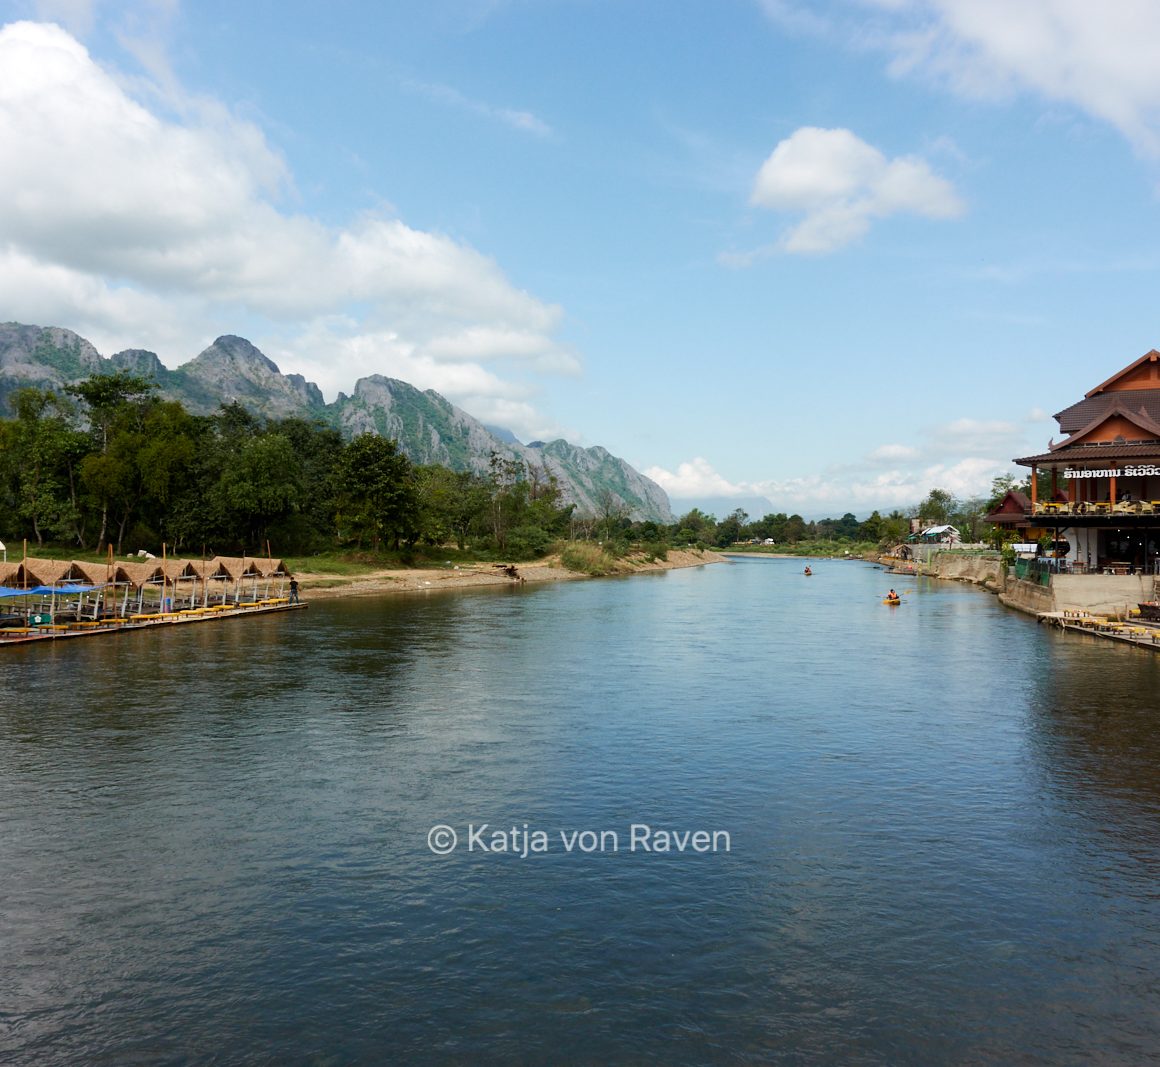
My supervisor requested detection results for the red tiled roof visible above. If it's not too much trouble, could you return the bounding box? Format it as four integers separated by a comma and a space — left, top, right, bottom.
1015, 442, 1160, 465
985, 489, 1032, 523
1055, 389, 1160, 434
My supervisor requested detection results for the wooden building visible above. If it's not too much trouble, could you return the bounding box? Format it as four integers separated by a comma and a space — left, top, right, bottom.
991, 350, 1160, 574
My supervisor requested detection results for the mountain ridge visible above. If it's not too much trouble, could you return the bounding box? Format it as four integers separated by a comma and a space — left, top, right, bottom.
0, 323, 673, 522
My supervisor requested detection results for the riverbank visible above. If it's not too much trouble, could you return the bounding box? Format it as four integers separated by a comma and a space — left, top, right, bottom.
867, 548, 1160, 651
296, 547, 727, 599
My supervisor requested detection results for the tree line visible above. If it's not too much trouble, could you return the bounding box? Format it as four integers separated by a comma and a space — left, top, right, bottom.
0, 372, 1027, 560
0, 373, 581, 558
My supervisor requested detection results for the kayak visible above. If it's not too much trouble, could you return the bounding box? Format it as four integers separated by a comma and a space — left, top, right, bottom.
883, 596, 901, 605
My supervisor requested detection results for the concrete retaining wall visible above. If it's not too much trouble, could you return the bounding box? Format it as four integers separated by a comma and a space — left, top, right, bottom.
999, 574, 1154, 617
878, 548, 1157, 619
932, 554, 1003, 588
998, 578, 1055, 616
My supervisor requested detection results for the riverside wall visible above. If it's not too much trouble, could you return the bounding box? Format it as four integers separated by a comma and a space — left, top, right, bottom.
877, 549, 1004, 594
876, 548, 1156, 619
999, 573, 1154, 617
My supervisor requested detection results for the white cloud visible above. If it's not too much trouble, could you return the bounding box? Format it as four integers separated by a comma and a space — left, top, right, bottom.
0, 20, 573, 418
749, 451, 1011, 516
659, 410, 1037, 517
868, 443, 920, 462
762, 1, 1160, 157
885, 0, 1160, 154
748, 127, 964, 253
643, 457, 750, 499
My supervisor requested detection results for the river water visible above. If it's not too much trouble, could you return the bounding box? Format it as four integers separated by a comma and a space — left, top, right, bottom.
2, 557, 1159, 1065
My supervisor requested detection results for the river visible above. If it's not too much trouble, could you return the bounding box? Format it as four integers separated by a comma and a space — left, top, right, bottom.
2, 557, 1159, 1065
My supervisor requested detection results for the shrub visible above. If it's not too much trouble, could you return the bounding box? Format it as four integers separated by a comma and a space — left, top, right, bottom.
559, 542, 618, 575
639, 541, 668, 563
505, 525, 553, 560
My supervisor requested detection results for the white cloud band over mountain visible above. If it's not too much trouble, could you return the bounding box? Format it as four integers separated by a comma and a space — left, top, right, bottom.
0, 20, 574, 441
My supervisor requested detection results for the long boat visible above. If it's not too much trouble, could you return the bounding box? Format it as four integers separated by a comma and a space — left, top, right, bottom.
1139, 601, 1160, 622
0, 554, 304, 646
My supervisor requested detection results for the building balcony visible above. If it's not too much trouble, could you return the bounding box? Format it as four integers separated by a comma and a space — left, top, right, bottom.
1031, 500, 1160, 519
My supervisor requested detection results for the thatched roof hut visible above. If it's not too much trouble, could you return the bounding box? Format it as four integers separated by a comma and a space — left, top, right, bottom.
116, 561, 167, 588
16, 558, 72, 586
209, 556, 265, 579
62, 559, 113, 585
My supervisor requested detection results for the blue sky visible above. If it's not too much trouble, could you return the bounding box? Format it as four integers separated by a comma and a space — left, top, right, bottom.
3, 1, 1160, 519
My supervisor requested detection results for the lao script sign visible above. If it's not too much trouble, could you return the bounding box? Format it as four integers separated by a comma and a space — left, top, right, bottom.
1064, 465, 1160, 478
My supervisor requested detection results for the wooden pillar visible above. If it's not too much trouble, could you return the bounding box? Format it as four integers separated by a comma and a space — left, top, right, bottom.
1068, 473, 1076, 506
1110, 471, 1117, 505
1030, 465, 1038, 507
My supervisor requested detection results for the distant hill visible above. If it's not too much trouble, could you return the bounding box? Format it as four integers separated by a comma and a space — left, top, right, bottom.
0, 323, 673, 522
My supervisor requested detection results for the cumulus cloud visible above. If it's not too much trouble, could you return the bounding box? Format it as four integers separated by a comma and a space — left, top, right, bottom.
0, 20, 573, 425
748, 127, 964, 253
656, 409, 1038, 517
746, 450, 1013, 516
643, 457, 750, 499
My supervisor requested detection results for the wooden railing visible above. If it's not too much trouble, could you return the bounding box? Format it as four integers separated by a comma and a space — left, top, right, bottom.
1031, 500, 1160, 517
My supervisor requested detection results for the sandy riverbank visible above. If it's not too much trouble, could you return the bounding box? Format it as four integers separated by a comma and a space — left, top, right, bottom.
296, 547, 728, 600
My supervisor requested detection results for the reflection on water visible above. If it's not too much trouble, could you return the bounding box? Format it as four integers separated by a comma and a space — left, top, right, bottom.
2, 559, 1160, 1065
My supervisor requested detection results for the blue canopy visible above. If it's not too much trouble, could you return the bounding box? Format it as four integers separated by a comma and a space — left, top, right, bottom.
0, 584, 102, 598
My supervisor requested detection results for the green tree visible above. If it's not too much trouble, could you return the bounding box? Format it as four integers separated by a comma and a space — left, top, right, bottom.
714, 507, 749, 547
673, 507, 717, 545
269, 417, 346, 551
784, 514, 807, 543
66, 372, 158, 550
338, 434, 416, 549
953, 496, 990, 542
917, 488, 956, 527
859, 510, 884, 543
414, 465, 490, 549
214, 434, 303, 550
8, 388, 84, 545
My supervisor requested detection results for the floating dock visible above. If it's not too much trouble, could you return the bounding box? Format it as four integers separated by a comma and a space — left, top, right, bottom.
1, 554, 304, 648
1, 599, 306, 646
1038, 610, 1160, 651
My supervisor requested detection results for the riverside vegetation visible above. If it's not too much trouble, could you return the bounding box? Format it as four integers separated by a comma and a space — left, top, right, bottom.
0, 373, 1029, 577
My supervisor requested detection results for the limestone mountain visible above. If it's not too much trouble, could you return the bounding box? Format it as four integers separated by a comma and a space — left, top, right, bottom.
0, 322, 103, 411
332, 375, 673, 520
0, 323, 673, 522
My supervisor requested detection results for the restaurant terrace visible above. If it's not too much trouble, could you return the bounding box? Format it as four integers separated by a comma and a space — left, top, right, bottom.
989, 349, 1160, 577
